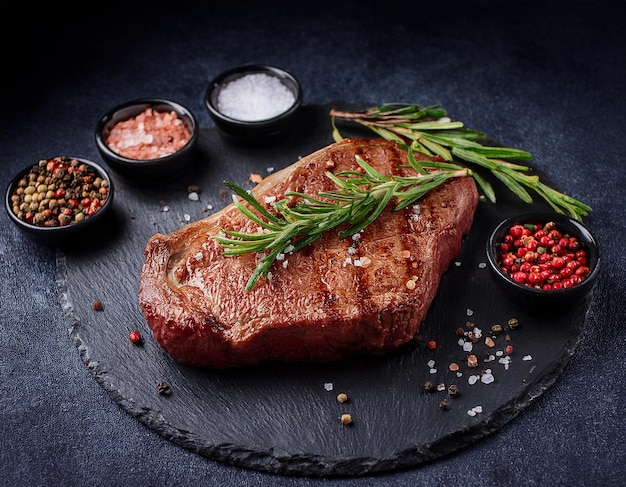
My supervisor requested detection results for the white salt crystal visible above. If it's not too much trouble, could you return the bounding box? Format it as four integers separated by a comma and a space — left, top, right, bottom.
217, 73, 296, 121
188, 191, 199, 201
481, 373, 495, 384
523, 355, 533, 361
463, 341, 473, 352
324, 382, 333, 391
467, 405, 483, 416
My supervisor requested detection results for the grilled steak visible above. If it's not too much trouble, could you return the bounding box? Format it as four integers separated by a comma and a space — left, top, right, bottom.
139, 138, 479, 367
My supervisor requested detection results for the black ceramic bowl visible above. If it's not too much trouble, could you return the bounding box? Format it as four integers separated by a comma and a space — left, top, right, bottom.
95, 98, 198, 182
486, 212, 600, 310
5, 157, 114, 246
205, 64, 302, 144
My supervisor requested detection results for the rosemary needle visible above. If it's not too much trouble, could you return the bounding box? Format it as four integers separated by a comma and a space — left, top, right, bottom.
216, 154, 470, 291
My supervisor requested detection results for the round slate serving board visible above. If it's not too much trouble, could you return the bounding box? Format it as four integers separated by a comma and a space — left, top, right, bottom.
55, 103, 592, 477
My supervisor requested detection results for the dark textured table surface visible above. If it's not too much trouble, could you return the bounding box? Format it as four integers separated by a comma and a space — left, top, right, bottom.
1, 1, 624, 486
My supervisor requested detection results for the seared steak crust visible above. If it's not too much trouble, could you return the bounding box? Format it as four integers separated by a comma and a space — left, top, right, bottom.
139, 138, 479, 367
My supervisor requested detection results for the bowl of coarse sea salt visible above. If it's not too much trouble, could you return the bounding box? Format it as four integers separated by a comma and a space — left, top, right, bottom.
205, 64, 302, 144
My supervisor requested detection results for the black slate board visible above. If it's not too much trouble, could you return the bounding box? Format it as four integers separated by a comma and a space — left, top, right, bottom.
56, 103, 591, 477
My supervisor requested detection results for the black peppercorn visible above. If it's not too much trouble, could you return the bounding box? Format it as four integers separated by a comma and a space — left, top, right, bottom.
156, 381, 172, 395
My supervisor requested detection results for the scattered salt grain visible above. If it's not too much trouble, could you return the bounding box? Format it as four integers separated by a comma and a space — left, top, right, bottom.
162, 205, 170, 212
427, 360, 436, 368
467, 405, 483, 416
436, 383, 446, 392
466, 308, 474, 316
324, 382, 334, 391
454, 261, 462, 267
188, 192, 199, 201
462, 341, 473, 352
194, 252, 203, 260
481, 372, 495, 384
468, 375, 480, 385
478, 262, 487, 269
249, 173, 263, 184
217, 73, 295, 121
499, 356, 511, 370
523, 355, 533, 361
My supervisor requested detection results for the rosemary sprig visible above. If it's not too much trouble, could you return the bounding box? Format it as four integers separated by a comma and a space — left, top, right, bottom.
216, 154, 471, 291
330, 103, 591, 221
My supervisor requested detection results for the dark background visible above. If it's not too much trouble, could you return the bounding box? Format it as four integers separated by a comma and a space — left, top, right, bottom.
1, 1, 624, 486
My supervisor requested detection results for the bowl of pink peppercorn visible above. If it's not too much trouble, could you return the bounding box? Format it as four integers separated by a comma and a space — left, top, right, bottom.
5, 156, 114, 246
95, 98, 198, 183
205, 64, 302, 145
486, 212, 600, 310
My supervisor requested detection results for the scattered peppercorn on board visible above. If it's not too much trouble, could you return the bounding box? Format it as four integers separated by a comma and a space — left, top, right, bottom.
56, 104, 592, 477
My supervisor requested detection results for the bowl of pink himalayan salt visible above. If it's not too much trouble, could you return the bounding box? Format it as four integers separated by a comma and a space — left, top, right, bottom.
95, 98, 198, 183
205, 64, 302, 145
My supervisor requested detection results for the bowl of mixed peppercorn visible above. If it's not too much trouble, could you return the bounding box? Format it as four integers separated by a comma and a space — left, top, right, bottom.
5, 156, 114, 246
486, 212, 600, 310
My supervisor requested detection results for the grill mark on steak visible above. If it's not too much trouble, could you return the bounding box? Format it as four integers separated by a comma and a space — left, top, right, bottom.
139, 138, 479, 368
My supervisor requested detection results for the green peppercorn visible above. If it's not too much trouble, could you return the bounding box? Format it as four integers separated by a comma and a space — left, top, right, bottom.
508, 318, 520, 329
491, 324, 503, 334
